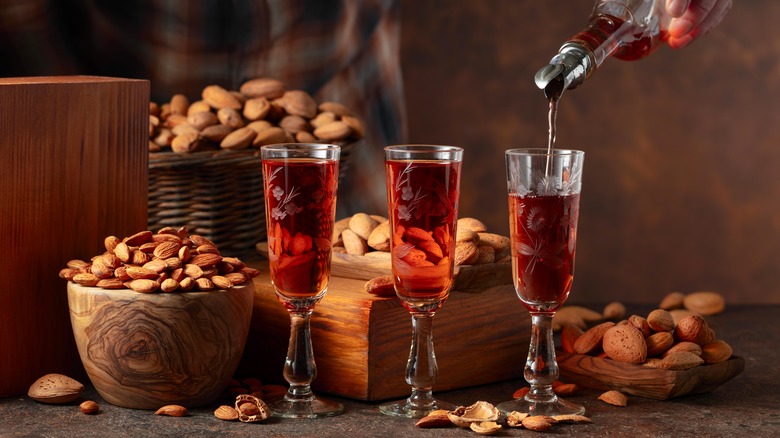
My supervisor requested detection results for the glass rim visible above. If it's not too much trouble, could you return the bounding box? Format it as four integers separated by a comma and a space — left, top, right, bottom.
506, 148, 584, 157
260, 143, 341, 152
385, 144, 463, 153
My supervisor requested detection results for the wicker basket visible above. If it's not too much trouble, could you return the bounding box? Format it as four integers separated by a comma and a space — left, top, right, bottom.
148, 143, 358, 257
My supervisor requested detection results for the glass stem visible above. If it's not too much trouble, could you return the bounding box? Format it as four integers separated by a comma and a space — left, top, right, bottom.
405, 313, 438, 411
524, 313, 559, 403
283, 310, 316, 401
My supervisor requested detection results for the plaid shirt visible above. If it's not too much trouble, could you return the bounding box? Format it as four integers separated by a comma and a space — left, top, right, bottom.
0, 0, 405, 215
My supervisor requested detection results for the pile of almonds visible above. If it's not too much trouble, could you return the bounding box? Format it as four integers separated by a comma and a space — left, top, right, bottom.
561, 293, 733, 371
59, 227, 259, 293
328, 214, 510, 296
149, 77, 364, 153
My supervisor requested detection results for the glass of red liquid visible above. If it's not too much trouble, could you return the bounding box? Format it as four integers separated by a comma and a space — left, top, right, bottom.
497, 148, 585, 417
260, 143, 343, 418
379, 145, 463, 418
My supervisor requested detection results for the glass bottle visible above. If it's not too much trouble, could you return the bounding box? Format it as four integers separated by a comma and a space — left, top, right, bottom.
535, 0, 671, 99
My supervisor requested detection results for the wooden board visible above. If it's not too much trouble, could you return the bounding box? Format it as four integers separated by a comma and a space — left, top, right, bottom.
557, 351, 745, 400
238, 260, 530, 401
0, 76, 149, 397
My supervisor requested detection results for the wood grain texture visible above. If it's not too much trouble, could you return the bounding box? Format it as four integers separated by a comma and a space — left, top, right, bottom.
239, 262, 530, 401
557, 351, 745, 400
0, 76, 149, 397
68, 282, 254, 409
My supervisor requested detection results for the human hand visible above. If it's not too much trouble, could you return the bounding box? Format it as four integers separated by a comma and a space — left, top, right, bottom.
665, 0, 732, 48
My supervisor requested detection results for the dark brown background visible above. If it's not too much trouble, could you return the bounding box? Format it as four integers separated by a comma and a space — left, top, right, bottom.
399, 1, 780, 305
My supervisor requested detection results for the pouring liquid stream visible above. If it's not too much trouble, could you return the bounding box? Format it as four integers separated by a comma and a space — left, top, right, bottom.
544, 75, 565, 177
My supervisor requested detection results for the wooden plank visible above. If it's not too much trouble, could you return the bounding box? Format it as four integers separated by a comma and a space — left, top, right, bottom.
0, 76, 149, 397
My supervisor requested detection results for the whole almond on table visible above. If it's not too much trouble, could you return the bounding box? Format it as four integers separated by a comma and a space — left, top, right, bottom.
28, 374, 84, 404
365, 275, 395, 297
214, 405, 239, 421
599, 390, 628, 407
603, 301, 626, 320
683, 291, 726, 316
155, 405, 188, 417
79, 400, 99, 414
415, 412, 452, 428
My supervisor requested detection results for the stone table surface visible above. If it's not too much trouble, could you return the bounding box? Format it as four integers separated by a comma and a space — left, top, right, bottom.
1, 304, 778, 437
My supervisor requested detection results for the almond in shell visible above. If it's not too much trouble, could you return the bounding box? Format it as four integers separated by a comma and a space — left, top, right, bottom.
28, 374, 84, 404
202, 85, 242, 110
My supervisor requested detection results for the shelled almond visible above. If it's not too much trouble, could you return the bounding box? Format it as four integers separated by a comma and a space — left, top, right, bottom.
149, 77, 364, 153
59, 227, 259, 293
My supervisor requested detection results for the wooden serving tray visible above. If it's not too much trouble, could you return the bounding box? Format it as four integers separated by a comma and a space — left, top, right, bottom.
556, 351, 745, 400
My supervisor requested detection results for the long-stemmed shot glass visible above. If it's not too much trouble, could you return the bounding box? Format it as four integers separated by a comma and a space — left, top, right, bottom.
379, 145, 463, 418
497, 148, 585, 417
261, 143, 343, 418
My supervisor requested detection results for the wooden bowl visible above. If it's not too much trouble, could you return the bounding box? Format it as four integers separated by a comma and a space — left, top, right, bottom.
67, 282, 254, 409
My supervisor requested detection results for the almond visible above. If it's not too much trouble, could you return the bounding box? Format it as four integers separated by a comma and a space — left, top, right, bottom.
506, 411, 528, 427
367, 221, 391, 251
342, 229, 368, 255
659, 291, 685, 310
279, 115, 311, 134
674, 315, 713, 345
169, 94, 189, 115
415, 413, 452, 428
573, 321, 615, 355
240, 78, 286, 99
127, 279, 159, 293
552, 414, 592, 423
243, 97, 271, 121
645, 331, 675, 357
661, 351, 704, 370
561, 324, 584, 354
114, 242, 131, 262
219, 126, 256, 150
126, 266, 159, 280
187, 110, 218, 130
365, 275, 395, 297
190, 253, 222, 268
252, 126, 289, 147
454, 241, 478, 266
311, 111, 337, 128
552, 305, 603, 331
553, 383, 579, 396
602, 324, 647, 364
476, 232, 509, 250
341, 115, 364, 139
455, 227, 479, 243
235, 394, 270, 423
125, 230, 153, 246
628, 315, 652, 337
349, 213, 379, 240
28, 374, 84, 404
522, 416, 552, 431
217, 107, 244, 129
211, 275, 233, 290
683, 291, 725, 316
647, 309, 675, 332
73, 273, 100, 287
296, 131, 318, 143
187, 100, 211, 116
603, 301, 626, 320
669, 308, 697, 325
598, 390, 628, 407
214, 405, 239, 421
314, 120, 351, 141
155, 405, 188, 417
153, 241, 181, 260
662, 341, 703, 358
96, 278, 125, 289
458, 217, 487, 233
171, 131, 200, 153
202, 85, 242, 110
281, 90, 317, 118
701, 340, 733, 364
318, 101, 351, 116
512, 386, 530, 399
104, 236, 121, 252
80, 400, 99, 414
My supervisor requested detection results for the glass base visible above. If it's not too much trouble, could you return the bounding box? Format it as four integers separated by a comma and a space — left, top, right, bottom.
379, 398, 456, 419
270, 394, 344, 419
496, 395, 585, 417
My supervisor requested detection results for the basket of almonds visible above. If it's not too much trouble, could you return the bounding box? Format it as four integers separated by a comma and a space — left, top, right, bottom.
147, 77, 365, 256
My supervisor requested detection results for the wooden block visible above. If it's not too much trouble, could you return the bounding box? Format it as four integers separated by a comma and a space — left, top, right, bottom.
0, 76, 149, 397
239, 262, 530, 401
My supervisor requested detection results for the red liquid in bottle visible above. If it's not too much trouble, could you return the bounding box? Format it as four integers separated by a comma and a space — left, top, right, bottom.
570, 14, 668, 62
263, 158, 338, 305
509, 193, 580, 312
386, 159, 461, 312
